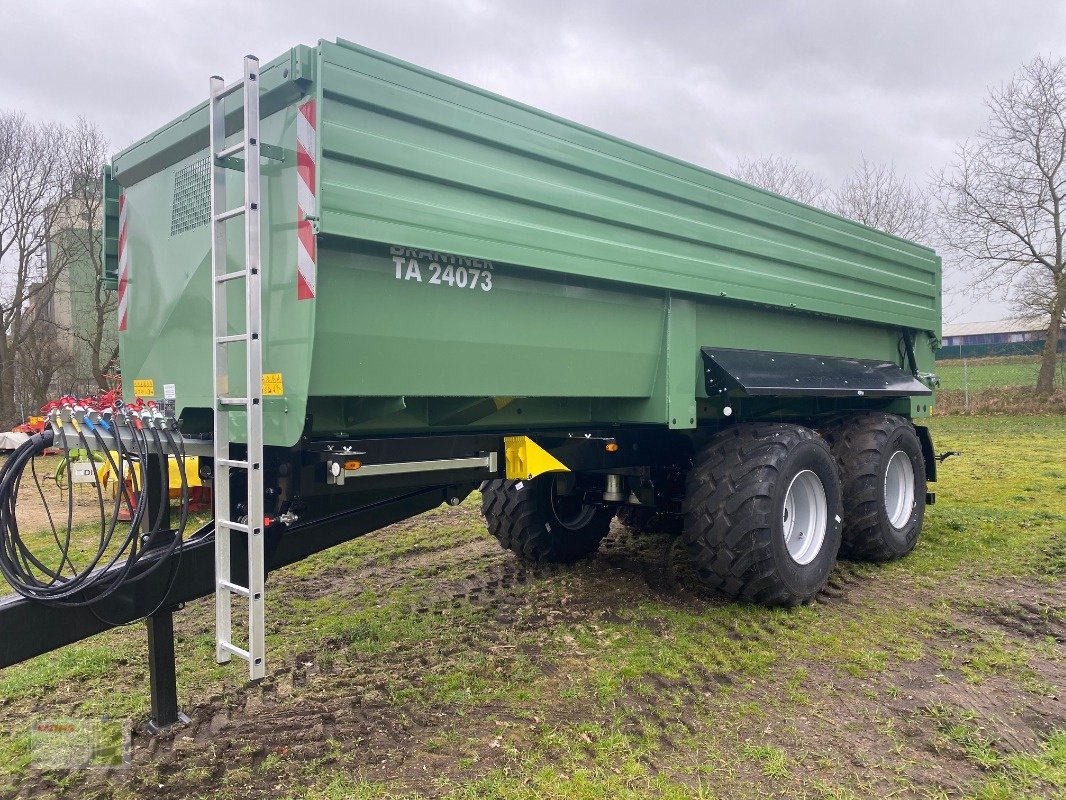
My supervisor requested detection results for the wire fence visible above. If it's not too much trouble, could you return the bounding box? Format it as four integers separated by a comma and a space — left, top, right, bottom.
934, 345, 1066, 414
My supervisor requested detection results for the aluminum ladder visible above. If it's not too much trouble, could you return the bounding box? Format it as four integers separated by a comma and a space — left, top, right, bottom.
209, 55, 267, 680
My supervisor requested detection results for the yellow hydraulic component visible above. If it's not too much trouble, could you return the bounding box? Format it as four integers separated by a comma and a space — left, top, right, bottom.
503, 436, 569, 481
98, 453, 202, 499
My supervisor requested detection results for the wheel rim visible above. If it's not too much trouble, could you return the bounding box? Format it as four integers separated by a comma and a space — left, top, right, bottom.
782, 469, 828, 565
549, 478, 597, 530
884, 450, 915, 529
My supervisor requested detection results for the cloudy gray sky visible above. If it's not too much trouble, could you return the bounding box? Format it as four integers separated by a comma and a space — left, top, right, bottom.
6, 0, 1065, 322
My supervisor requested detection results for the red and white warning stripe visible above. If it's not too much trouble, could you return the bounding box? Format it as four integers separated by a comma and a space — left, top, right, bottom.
296, 99, 317, 300
117, 192, 129, 331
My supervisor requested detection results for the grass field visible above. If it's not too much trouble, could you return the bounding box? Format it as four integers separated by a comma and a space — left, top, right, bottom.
935, 355, 1063, 391
0, 416, 1064, 799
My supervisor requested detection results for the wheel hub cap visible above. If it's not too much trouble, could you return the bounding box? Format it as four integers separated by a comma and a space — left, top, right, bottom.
884, 450, 915, 529
782, 469, 828, 565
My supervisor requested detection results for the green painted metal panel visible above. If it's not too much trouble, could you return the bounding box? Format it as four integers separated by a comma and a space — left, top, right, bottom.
310, 242, 663, 398
109, 39, 940, 447
117, 102, 313, 448
316, 39, 940, 334
101, 165, 120, 290
301, 241, 936, 436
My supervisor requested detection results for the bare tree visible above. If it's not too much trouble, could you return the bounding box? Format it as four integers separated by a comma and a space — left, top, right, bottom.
731, 155, 830, 207
15, 301, 65, 418
0, 114, 115, 423
936, 55, 1066, 394
833, 157, 932, 243
0, 111, 73, 426
49, 117, 117, 392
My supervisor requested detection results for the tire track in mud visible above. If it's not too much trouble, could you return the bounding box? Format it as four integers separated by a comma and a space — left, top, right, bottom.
975, 595, 1066, 643
124, 518, 582, 785
383, 519, 870, 785
815, 560, 872, 601
291, 538, 503, 601
857, 581, 1066, 793
529, 532, 1063, 798
399, 524, 909, 692
667, 580, 1065, 799
127, 522, 730, 796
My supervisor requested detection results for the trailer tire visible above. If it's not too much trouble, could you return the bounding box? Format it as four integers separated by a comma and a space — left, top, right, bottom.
481, 476, 613, 563
683, 424, 842, 606
615, 505, 683, 535
820, 413, 926, 562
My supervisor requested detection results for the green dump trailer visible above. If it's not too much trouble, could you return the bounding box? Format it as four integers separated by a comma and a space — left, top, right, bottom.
94, 39, 940, 679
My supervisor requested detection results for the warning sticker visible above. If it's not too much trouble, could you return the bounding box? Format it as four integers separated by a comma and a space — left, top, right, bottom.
162, 384, 176, 417
262, 373, 284, 396
132, 379, 155, 398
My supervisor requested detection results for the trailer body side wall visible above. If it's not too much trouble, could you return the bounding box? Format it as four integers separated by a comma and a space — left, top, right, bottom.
108, 40, 940, 447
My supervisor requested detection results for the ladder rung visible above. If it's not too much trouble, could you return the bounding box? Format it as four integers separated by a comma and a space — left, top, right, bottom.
215, 269, 248, 284
218, 641, 252, 661
218, 519, 250, 533
219, 579, 251, 597
216, 333, 249, 344
214, 206, 247, 223
218, 397, 248, 406
214, 78, 245, 101
216, 142, 245, 159
217, 458, 250, 469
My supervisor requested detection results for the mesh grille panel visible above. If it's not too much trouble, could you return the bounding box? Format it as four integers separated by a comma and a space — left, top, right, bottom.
170, 157, 210, 235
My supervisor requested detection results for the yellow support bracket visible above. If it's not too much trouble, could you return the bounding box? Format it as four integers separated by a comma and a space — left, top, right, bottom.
503, 436, 570, 481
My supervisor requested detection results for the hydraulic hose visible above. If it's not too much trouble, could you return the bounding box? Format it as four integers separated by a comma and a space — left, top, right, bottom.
0, 401, 190, 608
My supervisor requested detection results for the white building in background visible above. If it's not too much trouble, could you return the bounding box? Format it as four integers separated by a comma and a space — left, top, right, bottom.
939, 318, 1057, 359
